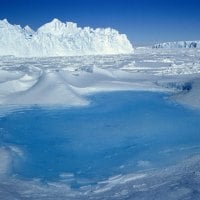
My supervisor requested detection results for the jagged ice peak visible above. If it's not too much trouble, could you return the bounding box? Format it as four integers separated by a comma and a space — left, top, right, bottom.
0, 18, 134, 57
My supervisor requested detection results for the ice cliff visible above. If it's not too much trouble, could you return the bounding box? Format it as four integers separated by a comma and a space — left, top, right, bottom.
0, 18, 134, 57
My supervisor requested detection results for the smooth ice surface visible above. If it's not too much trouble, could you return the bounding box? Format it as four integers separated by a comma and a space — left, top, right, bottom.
0, 19, 133, 57
0, 91, 200, 200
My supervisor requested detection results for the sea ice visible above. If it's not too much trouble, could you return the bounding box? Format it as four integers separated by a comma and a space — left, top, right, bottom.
0, 46, 200, 200
0, 48, 199, 108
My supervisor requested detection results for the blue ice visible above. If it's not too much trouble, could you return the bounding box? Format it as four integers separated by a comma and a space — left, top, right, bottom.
0, 91, 200, 188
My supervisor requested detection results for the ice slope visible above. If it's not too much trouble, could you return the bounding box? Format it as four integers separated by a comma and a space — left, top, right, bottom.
0, 19, 134, 57
153, 40, 200, 49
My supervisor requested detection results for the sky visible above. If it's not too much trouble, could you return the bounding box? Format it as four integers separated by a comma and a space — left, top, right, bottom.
0, 0, 200, 45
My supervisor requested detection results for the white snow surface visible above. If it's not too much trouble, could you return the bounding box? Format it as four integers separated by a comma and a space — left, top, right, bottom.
0, 19, 133, 57
0, 47, 200, 108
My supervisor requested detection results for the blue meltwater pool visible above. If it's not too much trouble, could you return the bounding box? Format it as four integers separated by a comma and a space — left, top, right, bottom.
0, 92, 200, 188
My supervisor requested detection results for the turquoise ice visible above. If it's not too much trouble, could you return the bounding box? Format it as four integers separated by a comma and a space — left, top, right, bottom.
0, 92, 200, 188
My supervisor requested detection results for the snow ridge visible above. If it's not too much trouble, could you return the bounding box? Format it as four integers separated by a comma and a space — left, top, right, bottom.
0, 18, 134, 57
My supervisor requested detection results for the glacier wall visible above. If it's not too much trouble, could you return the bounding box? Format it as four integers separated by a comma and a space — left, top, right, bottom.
0, 19, 134, 57
153, 41, 200, 49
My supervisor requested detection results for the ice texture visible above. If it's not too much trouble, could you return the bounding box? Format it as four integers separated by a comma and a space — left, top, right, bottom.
0, 48, 200, 108
0, 19, 133, 57
0, 47, 200, 199
0, 91, 200, 200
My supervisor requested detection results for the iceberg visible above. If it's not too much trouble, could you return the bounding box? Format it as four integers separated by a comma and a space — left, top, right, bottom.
0, 18, 134, 57
153, 40, 200, 49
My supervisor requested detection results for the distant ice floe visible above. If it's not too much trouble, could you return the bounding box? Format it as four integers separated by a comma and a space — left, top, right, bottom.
0, 19, 133, 57
153, 40, 200, 49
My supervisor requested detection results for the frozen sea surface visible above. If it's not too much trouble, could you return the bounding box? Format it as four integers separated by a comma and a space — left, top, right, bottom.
0, 48, 200, 108
0, 48, 200, 199
0, 91, 200, 199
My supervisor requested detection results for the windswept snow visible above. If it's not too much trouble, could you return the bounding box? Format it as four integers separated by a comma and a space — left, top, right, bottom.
0, 19, 133, 57
0, 48, 200, 107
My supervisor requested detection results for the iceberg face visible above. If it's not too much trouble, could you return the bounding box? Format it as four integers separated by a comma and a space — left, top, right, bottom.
0, 19, 134, 57
153, 41, 200, 49
37, 19, 79, 35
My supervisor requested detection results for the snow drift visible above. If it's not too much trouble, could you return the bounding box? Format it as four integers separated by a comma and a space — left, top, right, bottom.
0, 47, 200, 107
0, 19, 134, 57
153, 40, 200, 49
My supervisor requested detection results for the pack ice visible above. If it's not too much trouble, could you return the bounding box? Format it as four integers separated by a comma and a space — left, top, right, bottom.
0, 48, 200, 107
0, 19, 133, 57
